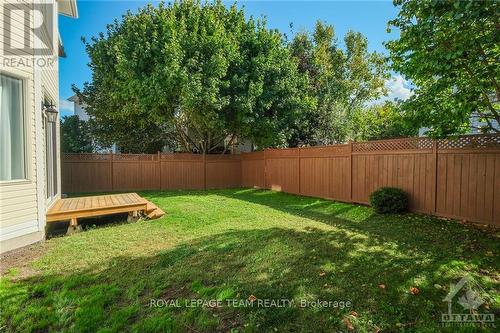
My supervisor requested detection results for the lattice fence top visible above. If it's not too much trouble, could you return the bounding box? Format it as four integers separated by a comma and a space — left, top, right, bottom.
113, 154, 157, 161
352, 137, 434, 153
63, 153, 111, 161
437, 134, 500, 150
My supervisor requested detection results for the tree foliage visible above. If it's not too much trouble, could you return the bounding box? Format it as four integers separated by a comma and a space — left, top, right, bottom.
350, 101, 417, 141
386, 0, 500, 136
60, 115, 94, 153
289, 22, 389, 145
76, 0, 311, 153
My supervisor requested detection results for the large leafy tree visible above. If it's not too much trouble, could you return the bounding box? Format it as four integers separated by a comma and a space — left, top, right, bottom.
386, 0, 500, 136
76, 0, 311, 153
60, 115, 94, 153
290, 22, 388, 145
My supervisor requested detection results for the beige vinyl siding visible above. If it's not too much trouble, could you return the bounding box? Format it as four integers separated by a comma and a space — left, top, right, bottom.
0, 1, 40, 242
40, 1, 61, 208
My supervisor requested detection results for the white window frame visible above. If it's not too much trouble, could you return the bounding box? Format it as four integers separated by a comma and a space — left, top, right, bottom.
0, 69, 33, 185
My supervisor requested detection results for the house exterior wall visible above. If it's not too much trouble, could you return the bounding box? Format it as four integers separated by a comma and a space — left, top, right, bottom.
0, 0, 68, 253
74, 102, 88, 121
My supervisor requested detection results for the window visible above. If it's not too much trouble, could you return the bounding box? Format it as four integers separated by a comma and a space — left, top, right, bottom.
0, 74, 26, 181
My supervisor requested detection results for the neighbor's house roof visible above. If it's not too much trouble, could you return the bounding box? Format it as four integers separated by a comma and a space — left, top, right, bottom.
68, 94, 79, 103
58, 0, 79, 18
58, 0, 78, 57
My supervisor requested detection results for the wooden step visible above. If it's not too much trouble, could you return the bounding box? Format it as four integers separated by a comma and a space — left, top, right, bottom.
144, 201, 165, 220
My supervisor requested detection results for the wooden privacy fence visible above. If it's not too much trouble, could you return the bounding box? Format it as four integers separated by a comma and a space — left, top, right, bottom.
62, 153, 241, 193
62, 134, 500, 226
241, 134, 500, 226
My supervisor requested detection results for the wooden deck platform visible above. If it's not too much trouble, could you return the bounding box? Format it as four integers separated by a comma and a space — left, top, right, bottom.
46, 193, 165, 232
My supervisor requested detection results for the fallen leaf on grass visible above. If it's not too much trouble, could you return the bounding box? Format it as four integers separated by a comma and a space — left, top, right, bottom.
319, 272, 326, 277
343, 316, 355, 331
378, 284, 386, 289
410, 287, 420, 295
248, 295, 257, 302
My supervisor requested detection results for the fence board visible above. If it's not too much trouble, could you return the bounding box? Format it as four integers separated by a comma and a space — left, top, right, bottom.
329, 157, 351, 201
494, 154, 500, 225
265, 149, 300, 193
350, 152, 436, 212
160, 160, 204, 190
300, 157, 330, 198
241, 152, 265, 188
206, 155, 241, 189
435, 152, 498, 224
62, 159, 111, 193
113, 161, 159, 191
299, 156, 350, 201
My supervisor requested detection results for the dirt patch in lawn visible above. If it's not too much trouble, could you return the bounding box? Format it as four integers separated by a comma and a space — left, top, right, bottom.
159, 284, 197, 300
0, 242, 46, 279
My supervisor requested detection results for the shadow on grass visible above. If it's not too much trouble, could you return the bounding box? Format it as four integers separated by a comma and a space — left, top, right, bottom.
0, 227, 486, 333
6, 189, 494, 332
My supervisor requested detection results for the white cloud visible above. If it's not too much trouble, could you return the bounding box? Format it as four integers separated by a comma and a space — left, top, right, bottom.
370, 75, 414, 106
59, 98, 74, 117
384, 75, 413, 101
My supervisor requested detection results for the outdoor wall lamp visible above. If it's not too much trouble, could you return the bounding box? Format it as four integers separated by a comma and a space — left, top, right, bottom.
43, 103, 59, 122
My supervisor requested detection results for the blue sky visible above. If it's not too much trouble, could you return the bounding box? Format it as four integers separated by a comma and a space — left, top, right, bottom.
59, 0, 412, 116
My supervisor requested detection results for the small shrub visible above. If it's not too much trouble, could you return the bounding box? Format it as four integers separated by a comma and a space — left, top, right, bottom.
369, 187, 408, 214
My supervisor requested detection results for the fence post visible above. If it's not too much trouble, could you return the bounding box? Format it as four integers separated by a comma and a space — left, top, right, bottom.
157, 151, 161, 190
348, 141, 353, 202
203, 152, 207, 190
297, 147, 301, 195
110, 153, 114, 191
264, 149, 268, 189
432, 139, 438, 214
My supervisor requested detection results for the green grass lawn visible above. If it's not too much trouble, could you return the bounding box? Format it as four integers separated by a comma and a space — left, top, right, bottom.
1, 189, 499, 332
